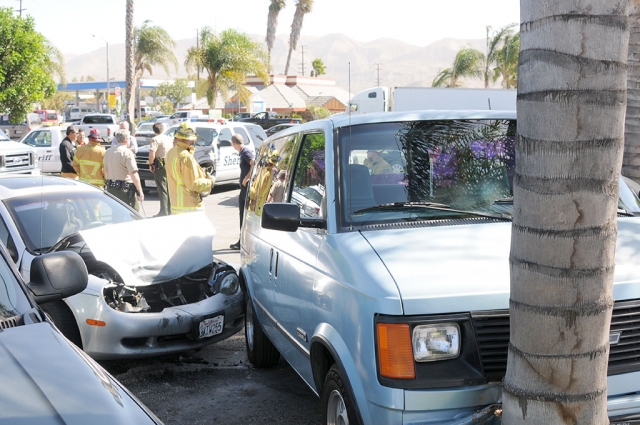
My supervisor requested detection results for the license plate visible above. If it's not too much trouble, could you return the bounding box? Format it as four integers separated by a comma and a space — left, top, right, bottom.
145, 180, 156, 187
199, 315, 224, 339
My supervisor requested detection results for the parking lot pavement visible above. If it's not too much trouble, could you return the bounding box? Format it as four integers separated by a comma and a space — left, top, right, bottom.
140, 183, 241, 268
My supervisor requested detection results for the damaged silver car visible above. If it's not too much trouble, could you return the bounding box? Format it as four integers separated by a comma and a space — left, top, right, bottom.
0, 176, 245, 359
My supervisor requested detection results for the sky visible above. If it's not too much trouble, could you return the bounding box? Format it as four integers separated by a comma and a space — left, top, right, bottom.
2, 0, 520, 55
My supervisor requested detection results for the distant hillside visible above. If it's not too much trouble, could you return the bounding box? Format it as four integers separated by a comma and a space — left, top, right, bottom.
64, 34, 489, 93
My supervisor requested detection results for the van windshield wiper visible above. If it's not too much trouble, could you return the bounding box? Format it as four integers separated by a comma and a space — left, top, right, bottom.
354, 202, 512, 220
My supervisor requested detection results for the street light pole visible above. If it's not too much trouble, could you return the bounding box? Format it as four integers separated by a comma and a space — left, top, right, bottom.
92, 35, 109, 112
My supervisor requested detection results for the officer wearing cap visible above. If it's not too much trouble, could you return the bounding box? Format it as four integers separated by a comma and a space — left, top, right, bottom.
165, 122, 215, 214
73, 128, 106, 188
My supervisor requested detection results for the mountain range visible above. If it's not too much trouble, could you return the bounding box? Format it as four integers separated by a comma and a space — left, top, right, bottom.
64, 33, 489, 94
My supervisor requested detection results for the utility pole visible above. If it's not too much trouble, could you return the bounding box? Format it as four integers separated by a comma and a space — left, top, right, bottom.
299, 46, 307, 76
375, 63, 382, 86
15, 0, 26, 17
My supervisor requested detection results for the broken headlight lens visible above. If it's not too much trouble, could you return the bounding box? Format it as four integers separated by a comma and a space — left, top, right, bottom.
412, 323, 460, 362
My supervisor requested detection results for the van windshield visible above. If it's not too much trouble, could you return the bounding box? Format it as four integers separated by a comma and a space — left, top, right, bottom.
337, 119, 516, 228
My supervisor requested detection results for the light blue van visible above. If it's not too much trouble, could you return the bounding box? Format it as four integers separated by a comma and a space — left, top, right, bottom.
240, 111, 640, 424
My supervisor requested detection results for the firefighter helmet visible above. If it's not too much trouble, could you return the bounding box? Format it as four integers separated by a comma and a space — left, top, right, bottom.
174, 122, 198, 141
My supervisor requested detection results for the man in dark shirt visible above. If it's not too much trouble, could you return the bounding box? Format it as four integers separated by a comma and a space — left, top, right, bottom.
60, 125, 78, 179
230, 133, 254, 250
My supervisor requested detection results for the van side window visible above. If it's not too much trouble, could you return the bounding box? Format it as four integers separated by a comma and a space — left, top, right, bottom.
247, 133, 300, 216
291, 133, 326, 218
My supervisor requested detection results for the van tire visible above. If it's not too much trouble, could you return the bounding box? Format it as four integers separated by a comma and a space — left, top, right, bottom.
245, 296, 280, 367
322, 365, 361, 425
41, 300, 83, 349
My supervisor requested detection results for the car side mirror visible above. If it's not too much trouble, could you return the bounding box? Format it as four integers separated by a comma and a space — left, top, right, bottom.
27, 251, 88, 304
262, 203, 326, 232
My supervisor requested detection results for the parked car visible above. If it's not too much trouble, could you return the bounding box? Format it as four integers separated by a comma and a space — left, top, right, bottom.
76, 113, 119, 143
0, 128, 40, 176
146, 115, 170, 123
265, 122, 300, 136
0, 112, 43, 140
135, 122, 260, 192
134, 122, 156, 146
291, 184, 324, 217
157, 110, 203, 126
0, 242, 162, 423
238, 111, 302, 130
230, 112, 252, 121
240, 110, 640, 424
0, 176, 245, 360
19, 126, 68, 173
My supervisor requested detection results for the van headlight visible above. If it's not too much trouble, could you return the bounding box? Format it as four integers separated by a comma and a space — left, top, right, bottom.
413, 323, 460, 362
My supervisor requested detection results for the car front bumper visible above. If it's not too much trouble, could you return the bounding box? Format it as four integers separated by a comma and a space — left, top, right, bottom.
66, 286, 245, 360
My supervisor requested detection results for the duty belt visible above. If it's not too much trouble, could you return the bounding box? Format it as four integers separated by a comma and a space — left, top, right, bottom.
106, 179, 135, 191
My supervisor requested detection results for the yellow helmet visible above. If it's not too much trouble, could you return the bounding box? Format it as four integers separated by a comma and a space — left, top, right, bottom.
267, 150, 279, 165
174, 122, 198, 141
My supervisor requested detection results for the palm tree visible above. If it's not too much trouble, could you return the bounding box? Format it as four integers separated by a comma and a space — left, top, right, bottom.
125, 0, 135, 128
624, 2, 640, 182
266, 0, 286, 71
311, 58, 326, 77
44, 40, 66, 88
431, 46, 484, 87
483, 23, 517, 88
284, 0, 313, 76
186, 28, 270, 109
493, 32, 520, 88
502, 2, 628, 423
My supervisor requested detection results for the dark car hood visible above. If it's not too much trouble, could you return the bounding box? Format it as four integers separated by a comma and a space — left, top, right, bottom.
0, 322, 157, 423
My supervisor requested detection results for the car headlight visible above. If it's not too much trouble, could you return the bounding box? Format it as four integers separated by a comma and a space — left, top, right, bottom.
219, 273, 239, 295
412, 323, 460, 362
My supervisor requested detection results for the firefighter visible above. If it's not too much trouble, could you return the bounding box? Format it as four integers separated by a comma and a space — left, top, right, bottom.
165, 122, 215, 214
72, 128, 106, 188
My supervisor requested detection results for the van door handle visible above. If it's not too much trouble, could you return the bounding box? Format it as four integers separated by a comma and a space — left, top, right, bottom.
274, 252, 279, 279
269, 248, 274, 275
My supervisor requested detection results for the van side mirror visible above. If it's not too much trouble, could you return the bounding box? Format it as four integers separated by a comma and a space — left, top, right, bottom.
262, 203, 326, 232
26, 251, 88, 304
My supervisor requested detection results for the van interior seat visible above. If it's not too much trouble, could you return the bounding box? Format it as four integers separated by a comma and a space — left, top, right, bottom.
344, 164, 376, 214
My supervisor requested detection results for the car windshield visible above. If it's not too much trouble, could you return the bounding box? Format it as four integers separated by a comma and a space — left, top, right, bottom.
338, 119, 516, 227
4, 191, 140, 253
165, 126, 218, 146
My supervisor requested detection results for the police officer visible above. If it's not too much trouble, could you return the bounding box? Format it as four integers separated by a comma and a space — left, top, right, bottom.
166, 122, 215, 214
60, 125, 78, 179
148, 122, 173, 216
104, 129, 144, 212
72, 128, 106, 188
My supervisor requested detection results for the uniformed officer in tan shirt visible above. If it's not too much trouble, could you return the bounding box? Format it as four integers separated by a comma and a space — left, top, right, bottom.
104, 129, 144, 212
148, 122, 173, 216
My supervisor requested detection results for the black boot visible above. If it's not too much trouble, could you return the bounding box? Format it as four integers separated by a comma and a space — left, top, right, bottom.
230, 241, 240, 250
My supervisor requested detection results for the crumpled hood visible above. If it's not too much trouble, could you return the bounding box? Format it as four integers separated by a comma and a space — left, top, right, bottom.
362, 219, 640, 315
79, 212, 215, 286
0, 322, 154, 423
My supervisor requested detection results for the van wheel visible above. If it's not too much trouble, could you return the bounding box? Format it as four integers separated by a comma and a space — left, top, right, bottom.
245, 296, 280, 367
41, 300, 83, 349
322, 365, 361, 425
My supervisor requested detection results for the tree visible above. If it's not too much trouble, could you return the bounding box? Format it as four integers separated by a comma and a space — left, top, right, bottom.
493, 32, 520, 89
42, 91, 74, 112
186, 28, 270, 109
311, 58, 326, 77
134, 20, 177, 83
265, 0, 286, 71
483, 24, 517, 88
502, 1, 629, 423
0, 8, 56, 124
125, 0, 135, 128
431, 46, 484, 87
284, 0, 313, 75
624, 2, 640, 182
155, 78, 191, 110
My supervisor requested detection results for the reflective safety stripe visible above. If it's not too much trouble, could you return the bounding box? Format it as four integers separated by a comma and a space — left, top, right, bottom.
77, 159, 105, 185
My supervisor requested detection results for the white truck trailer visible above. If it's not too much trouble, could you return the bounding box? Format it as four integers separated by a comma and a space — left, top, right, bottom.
347, 86, 517, 114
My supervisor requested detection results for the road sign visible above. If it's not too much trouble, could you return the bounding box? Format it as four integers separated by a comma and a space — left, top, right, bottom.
114, 86, 121, 97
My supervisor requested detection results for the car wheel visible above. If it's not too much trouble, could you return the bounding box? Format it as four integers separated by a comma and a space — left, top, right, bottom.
390, 162, 405, 174
41, 300, 82, 349
245, 296, 280, 367
322, 364, 361, 425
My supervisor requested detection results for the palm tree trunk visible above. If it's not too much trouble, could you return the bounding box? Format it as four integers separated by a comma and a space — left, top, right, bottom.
503, 1, 629, 423
284, 4, 307, 75
125, 0, 135, 129
624, 3, 640, 182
